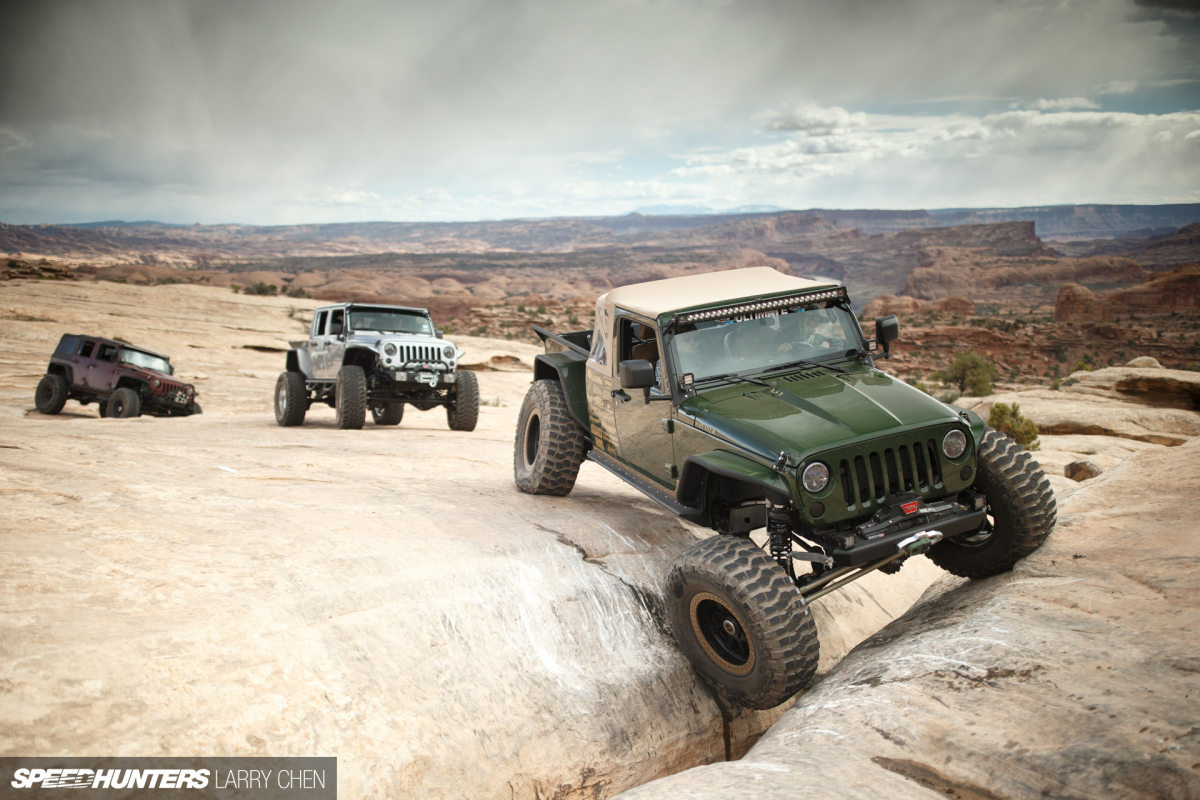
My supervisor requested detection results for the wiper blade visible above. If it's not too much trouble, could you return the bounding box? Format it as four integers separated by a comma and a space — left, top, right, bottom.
695, 372, 770, 387
761, 357, 847, 374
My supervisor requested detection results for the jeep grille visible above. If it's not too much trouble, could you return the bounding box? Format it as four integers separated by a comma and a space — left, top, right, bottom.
398, 344, 442, 364
838, 438, 945, 508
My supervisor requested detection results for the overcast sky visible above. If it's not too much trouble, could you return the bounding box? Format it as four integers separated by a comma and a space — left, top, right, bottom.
1, 0, 1198, 225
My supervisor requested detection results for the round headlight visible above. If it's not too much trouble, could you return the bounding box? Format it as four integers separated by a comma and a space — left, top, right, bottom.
443, 345, 455, 360
383, 343, 396, 356
152, 378, 161, 388
943, 430, 968, 459
801, 462, 830, 493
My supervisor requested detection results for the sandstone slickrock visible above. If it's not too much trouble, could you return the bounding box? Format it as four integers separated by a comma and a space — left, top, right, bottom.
0, 279, 945, 799
1061, 365, 1200, 411
616, 439, 1200, 800
1126, 356, 1162, 368
962, 389, 1200, 446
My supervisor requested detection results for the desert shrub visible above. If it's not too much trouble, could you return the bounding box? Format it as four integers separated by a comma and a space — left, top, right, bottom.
1072, 359, 1091, 372
286, 285, 310, 298
244, 282, 278, 296
913, 380, 931, 395
1050, 378, 1062, 390
230, 284, 241, 293
933, 350, 998, 397
988, 402, 1040, 450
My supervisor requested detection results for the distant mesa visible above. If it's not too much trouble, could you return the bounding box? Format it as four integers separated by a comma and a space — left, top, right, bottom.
631, 204, 787, 216
861, 294, 975, 318
1054, 263, 1200, 323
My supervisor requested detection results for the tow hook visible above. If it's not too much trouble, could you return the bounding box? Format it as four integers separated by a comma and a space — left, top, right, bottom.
897, 530, 943, 557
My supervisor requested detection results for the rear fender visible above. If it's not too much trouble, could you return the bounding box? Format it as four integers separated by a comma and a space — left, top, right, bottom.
677, 450, 793, 513
287, 349, 314, 378
534, 352, 590, 435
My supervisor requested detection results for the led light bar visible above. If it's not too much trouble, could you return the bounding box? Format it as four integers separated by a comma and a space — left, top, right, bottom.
677, 288, 847, 325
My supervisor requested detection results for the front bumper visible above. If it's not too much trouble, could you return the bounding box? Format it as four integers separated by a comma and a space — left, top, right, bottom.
392, 369, 456, 387
829, 493, 986, 566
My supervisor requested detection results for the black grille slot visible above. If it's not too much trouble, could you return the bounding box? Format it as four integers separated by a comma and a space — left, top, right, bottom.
884, 449, 899, 494
853, 456, 870, 504
781, 369, 824, 382
839, 460, 853, 506
897, 445, 914, 491
927, 440, 943, 484
869, 452, 885, 499
912, 443, 929, 489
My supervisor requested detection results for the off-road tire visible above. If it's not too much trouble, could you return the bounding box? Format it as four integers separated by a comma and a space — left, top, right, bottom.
928, 429, 1056, 578
447, 370, 479, 431
667, 535, 819, 710
372, 402, 404, 426
274, 372, 307, 427
98, 402, 108, 418
513, 379, 587, 495
34, 374, 69, 415
189, 402, 203, 415
107, 387, 141, 419
335, 365, 367, 430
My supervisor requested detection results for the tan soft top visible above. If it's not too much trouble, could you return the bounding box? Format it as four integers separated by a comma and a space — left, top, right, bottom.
603, 267, 836, 320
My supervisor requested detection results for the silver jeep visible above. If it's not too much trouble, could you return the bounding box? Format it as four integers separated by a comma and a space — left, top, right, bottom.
275, 303, 479, 431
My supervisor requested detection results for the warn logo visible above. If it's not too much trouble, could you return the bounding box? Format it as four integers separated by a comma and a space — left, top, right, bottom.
901, 500, 920, 515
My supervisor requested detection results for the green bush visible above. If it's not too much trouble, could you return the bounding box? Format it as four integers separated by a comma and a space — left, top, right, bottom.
988, 402, 1040, 450
286, 285, 310, 298
933, 350, 998, 397
244, 282, 278, 296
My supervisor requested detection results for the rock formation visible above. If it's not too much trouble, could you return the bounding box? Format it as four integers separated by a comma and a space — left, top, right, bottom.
860, 294, 974, 318
616, 439, 1200, 800
0, 279, 946, 800
1060, 364, 1200, 410
962, 389, 1200, 446
1054, 263, 1200, 322
906, 254, 1144, 300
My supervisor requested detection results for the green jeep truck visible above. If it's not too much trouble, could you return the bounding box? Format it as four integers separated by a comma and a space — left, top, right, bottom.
513, 267, 1055, 709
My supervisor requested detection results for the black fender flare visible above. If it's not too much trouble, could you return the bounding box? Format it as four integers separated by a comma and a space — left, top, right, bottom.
533, 353, 591, 437
677, 450, 793, 510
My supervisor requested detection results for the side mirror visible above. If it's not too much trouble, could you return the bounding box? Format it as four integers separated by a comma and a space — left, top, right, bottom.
875, 315, 899, 358
619, 359, 656, 390
436, 330, 444, 339
328, 321, 343, 336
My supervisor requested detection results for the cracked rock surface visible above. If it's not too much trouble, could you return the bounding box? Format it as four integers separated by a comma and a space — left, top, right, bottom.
616, 438, 1200, 800
0, 280, 945, 799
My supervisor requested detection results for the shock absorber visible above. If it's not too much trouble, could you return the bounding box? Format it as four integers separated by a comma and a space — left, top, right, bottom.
766, 501, 795, 581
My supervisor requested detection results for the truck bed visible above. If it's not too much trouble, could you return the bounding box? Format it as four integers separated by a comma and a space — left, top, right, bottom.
533, 326, 591, 357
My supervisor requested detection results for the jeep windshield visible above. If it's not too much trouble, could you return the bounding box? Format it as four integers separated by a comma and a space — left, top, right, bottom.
119, 347, 172, 375
349, 308, 433, 336
671, 303, 862, 383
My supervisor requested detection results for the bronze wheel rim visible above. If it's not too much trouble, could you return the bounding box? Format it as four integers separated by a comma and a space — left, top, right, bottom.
690, 591, 755, 675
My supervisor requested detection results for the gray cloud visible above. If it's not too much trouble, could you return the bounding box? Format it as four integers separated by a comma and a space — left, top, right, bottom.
1, 0, 1197, 223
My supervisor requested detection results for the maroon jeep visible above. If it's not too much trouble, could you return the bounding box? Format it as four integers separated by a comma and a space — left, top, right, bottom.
34, 334, 201, 418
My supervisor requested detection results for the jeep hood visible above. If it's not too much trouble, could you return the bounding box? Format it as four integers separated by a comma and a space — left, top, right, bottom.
681, 367, 959, 461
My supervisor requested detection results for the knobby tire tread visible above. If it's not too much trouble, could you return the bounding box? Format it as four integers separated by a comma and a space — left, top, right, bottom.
667, 535, 818, 710
513, 379, 587, 496
929, 428, 1056, 578
447, 371, 480, 431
